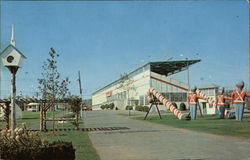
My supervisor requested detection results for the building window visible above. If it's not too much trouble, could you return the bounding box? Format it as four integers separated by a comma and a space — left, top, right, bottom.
139, 95, 144, 106
161, 92, 187, 102
145, 95, 149, 105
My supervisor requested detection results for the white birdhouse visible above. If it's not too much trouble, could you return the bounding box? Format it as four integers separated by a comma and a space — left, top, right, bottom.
0, 44, 26, 68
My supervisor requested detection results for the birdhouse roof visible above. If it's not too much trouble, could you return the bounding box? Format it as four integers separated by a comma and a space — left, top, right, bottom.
0, 44, 27, 59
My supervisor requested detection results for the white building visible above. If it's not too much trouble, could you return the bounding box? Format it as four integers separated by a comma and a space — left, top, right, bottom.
92, 60, 200, 110
198, 83, 219, 114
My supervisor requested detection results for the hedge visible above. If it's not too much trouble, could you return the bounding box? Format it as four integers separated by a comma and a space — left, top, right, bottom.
135, 106, 149, 112
0, 127, 75, 160
126, 106, 133, 110
100, 103, 115, 110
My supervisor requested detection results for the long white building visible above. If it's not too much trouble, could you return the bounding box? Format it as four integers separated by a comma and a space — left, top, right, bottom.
92, 60, 200, 110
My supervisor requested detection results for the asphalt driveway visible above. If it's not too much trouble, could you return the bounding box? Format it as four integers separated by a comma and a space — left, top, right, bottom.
83, 110, 250, 160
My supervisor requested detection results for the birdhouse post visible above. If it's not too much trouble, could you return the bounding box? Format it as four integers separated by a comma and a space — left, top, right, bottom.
0, 43, 26, 137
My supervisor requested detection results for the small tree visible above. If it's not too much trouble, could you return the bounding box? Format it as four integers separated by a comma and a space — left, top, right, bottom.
67, 95, 81, 130
38, 48, 70, 132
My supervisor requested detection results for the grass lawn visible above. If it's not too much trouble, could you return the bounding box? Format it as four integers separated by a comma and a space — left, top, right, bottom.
0, 111, 60, 128
133, 114, 250, 139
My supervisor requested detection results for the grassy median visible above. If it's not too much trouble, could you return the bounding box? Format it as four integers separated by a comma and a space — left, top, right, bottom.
133, 114, 250, 139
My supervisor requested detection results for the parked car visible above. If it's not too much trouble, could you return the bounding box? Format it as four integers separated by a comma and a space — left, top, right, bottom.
83, 106, 92, 111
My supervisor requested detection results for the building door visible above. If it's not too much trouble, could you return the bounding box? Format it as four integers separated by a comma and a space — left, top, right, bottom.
202, 102, 207, 114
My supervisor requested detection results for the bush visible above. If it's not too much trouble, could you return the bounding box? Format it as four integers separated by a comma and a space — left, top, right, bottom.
100, 105, 105, 110
0, 126, 75, 160
110, 103, 115, 110
179, 103, 186, 111
135, 106, 149, 112
143, 106, 150, 112
126, 106, 133, 110
172, 103, 178, 109
101, 103, 115, 110
135, 106, 143, 111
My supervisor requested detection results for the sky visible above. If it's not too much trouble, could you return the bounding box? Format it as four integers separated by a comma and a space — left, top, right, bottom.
0, 0, 249, 99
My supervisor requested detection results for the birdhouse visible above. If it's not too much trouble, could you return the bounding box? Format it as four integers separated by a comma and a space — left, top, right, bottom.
0, 44, 26, 68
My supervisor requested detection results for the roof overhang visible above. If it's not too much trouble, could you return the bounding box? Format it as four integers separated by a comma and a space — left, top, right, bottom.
150, 59, 201, 76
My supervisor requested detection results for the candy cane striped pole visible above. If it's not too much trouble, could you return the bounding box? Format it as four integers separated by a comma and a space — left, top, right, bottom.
147, 88, 186, 120
196, 89, 216, 106
196, 89, 233, 118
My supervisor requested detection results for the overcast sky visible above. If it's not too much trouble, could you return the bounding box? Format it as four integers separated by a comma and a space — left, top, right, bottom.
0, 0, 249, 98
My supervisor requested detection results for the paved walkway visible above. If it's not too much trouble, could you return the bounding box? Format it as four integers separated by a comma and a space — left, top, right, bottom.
83, 110, 250, 160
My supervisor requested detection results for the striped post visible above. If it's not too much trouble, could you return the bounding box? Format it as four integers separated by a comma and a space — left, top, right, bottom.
195, 89, 216, 106
146, 88, 186, 120
196, 89, 232, 118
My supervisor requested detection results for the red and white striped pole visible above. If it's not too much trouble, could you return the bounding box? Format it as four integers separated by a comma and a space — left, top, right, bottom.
147, 88, 186, 120
196, 89, 231, 118
195, 89, 216, 106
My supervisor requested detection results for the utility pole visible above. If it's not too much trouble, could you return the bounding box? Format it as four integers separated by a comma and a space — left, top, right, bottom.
78, 71, 83, 117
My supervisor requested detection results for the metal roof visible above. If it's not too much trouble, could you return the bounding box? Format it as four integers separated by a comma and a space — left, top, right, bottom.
92, 59, 201, 95
149, 59, 201, 76
199, 83, 220, 89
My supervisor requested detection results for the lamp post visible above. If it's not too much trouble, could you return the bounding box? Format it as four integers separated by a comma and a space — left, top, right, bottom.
180, 54, 190, 90
1, 44, 26, 137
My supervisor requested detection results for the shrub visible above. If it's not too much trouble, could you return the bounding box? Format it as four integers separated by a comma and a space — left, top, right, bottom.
135, 106, 149, 112
143, 106, 150, 112
109, 103, 115, 110
126, 106, 133, 110
101, 103, 115, 110
0, 126, 75, 160
179, 103, 186, 111
100, 105, 105, 110
135, 106, 143, 111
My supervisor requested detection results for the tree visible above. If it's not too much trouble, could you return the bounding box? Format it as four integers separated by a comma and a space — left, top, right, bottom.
37, 48, 70, 133
66, 95, 81, 130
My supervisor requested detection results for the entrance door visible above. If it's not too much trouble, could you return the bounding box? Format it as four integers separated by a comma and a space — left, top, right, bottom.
202, 102, 207, 114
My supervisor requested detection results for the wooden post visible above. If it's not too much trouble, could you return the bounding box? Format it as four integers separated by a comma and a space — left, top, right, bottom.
52, 103, 55, 134
144, 103, 153, 120
43, 110, 47, 131
40, 103, 43, 131
155, 103, 162, 119
9, 67, 18, 137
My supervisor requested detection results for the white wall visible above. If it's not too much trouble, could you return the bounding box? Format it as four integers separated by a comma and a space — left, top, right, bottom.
150, 72, 189, 111
92, 70, 151, 110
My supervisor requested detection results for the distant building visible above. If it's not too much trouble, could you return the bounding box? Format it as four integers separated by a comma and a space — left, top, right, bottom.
92, 60, 200, 110
198, 83, 219, 114
26, 103, 40, 112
